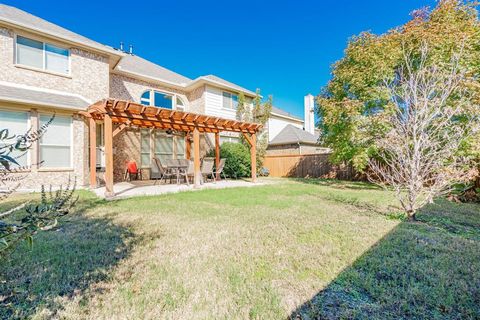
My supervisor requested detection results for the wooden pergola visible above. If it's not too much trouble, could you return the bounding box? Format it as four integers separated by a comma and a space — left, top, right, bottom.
81, 99, 262, 197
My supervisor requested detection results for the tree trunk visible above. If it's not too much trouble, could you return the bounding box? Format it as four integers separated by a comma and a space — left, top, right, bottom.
407, 211, 417, 221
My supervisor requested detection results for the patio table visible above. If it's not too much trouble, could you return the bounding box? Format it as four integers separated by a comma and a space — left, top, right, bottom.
165, 159, 189, 184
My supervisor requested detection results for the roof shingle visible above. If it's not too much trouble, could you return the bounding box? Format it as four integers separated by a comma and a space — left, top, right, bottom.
269, 124, 319, 146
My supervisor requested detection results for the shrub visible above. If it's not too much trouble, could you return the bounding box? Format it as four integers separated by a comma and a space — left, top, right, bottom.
207, 142, 250, 178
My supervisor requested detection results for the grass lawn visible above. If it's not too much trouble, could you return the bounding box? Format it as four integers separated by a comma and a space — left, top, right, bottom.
1, 179, 479, 319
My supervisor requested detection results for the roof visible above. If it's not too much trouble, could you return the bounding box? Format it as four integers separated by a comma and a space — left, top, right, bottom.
271, 106, 303, 121
0, 82, 90, 110
269, 124, 319, 146
1, 4, 257, 96
115, 54, 192, 86
0, 4, 121, 56
84, 99, 263, 134
191, 75, 257, 96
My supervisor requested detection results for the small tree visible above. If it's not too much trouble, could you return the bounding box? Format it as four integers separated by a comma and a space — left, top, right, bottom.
368, 44, 480, 220
0, 117, 77, 256
236, 89, 273, 168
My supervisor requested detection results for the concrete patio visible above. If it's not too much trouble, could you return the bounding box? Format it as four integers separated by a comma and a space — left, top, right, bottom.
93, 179, 267, 199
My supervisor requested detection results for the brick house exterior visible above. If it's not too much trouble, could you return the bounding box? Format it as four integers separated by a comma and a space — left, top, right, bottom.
0, 4, 260, 189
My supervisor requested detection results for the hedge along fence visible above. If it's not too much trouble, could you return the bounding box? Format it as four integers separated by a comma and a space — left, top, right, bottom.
263, 153, 356, 180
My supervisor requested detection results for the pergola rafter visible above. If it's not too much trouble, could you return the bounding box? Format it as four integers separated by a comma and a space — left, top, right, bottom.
82, 98, 262, 197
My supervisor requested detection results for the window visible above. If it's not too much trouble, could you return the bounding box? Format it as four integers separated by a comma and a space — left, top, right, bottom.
40, 115, 72, 168
140, 129, 151, 168
140, 130, 186, 167
154, 132, 174, 163
16, 36, 70, 74
176, 97, 185, 111
140, 90, 173, 109
0, 110, 29, 167
222, 92, 238, 109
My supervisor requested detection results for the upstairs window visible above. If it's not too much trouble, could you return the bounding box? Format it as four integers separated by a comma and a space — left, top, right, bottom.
222, 92, 238, 109
176, 97, 185, 111
140, 90, 185, 110
16, 36, 70, 75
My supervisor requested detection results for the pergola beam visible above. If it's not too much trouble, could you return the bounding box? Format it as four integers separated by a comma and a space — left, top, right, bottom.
83, 98, 263, 196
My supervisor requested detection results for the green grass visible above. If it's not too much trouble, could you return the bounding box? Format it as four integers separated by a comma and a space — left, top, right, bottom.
0, 179, 479, 319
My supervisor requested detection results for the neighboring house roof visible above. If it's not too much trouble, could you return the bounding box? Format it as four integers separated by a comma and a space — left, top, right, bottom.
0, 4, 122, 56
271, 106, 303, 122
269, 124, 320, 146
0, 81, 90, 110
114, 54, 192, 87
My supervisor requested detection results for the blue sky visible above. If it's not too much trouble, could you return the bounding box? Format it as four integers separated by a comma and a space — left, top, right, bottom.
5, 0, 435, 118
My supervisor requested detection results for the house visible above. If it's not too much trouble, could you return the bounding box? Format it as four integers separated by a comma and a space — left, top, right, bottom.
266, 94, 325, 155
0, 4, 260, 191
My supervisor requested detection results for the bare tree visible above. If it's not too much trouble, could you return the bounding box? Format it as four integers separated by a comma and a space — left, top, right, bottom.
368, 44, 480, 220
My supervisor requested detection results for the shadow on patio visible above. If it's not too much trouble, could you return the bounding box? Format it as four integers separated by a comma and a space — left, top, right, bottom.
288, 199, 480, 319
0, 193, 140, 319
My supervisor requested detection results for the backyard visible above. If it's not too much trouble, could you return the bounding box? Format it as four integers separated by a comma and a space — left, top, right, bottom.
1, 179, 479, 319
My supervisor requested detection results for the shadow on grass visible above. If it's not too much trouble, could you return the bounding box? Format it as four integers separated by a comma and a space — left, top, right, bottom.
0, 193, 138, 319
291, 178, 381, 191
289, 199, 480, 319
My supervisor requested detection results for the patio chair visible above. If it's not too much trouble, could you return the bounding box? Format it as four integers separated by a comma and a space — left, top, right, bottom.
178, 160, 194, 185
200, 157, 215, 183
212, 158, 227, 181
152, 157, 174, 185
124, 160, 142, 181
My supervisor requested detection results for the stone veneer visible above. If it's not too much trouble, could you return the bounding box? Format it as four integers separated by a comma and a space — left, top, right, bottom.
107, 75, 212, 183
0, 27, 109, 102
0, 26, 109, 189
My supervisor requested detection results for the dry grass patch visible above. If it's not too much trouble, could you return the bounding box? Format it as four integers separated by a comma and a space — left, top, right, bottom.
1, 179, 478, 319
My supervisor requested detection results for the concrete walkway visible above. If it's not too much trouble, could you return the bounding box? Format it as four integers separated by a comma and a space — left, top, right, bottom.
93, 179, 268, 199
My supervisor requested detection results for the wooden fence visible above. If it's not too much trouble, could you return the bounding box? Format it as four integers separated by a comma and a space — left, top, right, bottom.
263, 153, 355, 180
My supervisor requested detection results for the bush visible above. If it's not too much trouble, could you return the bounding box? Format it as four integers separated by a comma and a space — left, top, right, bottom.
207, 142, 250, 178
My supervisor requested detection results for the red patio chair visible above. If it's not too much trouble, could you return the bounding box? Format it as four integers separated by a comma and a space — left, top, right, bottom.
124, 160, 142, 181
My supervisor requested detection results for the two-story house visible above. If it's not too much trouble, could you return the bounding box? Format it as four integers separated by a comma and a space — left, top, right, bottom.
0, 4, 259, 188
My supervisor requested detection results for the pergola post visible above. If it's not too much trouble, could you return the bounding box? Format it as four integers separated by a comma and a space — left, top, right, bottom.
250, 133, 257, 183
104, 114, 114, 197
214, 132, 220, 181
185, 133, 191, 160
89, 117, 97, 188
193, 128, 201, 187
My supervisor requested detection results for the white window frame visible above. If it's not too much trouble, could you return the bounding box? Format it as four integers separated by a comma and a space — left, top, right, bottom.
140, 129, 186, 168
39, 114, 73, 169
140, 90, 187, 111
140, 128, 152, 169
222, 91, 238, 110
14, 34, 71, 76
0, 108, 31, 167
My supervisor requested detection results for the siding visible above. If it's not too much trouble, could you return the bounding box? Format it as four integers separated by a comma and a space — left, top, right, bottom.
268, 116, 303, 142
205, 85, 237, 120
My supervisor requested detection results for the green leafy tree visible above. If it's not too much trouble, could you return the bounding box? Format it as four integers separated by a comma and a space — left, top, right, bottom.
318, 0, 480, 171
236, 89, 273, 168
